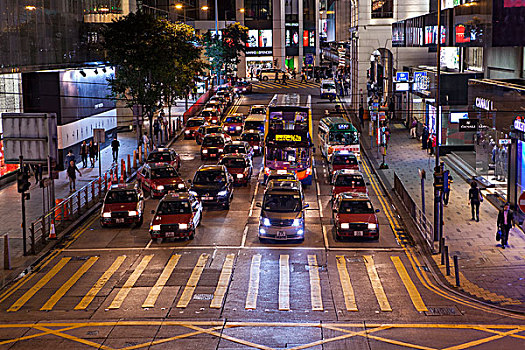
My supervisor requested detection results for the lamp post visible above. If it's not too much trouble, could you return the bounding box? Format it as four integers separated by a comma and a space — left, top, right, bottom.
174, 3, 186, 22
434, 0, 443, 253
201, 4, 219, 85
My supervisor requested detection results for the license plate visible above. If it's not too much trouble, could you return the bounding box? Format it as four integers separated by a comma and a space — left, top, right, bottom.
165, 232, 175, 237
354, 231, 363, 236
203, 196, 213, 201
116, 218, 124, 224
276, 231, 286, 238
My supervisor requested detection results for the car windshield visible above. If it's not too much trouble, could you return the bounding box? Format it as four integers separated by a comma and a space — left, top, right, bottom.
187, 119, 204, 127
194, 170, 226, 184
268, 175, 295, 182
242, 133, 260, 142
148, 152, 173, 162
332, 155, 357, 165
206, 127, 222, 134
224, 145, 246, 154
339, 200, 374, 214
220, 158, 247, 168
267, 147, 309, 163
263, 194, 301, 212
251, 108, 265, 114
322, 83, 335, 89
245, 121, 263, 130
151, 168, 179, 179
105, 190, 138, 204
225, 116, 242, 123
201, 110, 216, 118
157, 200, 191, 215
335, 175, 365, 187
203, 136, 224, 147
329, 131, 358, 145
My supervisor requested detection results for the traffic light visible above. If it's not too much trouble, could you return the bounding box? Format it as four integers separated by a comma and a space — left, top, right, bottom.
17, 169, 31, 193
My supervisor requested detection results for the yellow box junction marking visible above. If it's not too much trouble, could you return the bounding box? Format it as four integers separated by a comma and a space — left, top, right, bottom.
108, 254, 153, 309
176, 253, 209, 308
74, 255, 127, 310
363, 255, 392, 312
8, 257, 71, 312
41, 256, 98, 311
279, 254, 290, 311
336, 255, 358, 311
142, 254, 181, 308
391, 256, 428, 312
307, 255, 323, 311
210, 253, 235, 309
245, 254, 261, 309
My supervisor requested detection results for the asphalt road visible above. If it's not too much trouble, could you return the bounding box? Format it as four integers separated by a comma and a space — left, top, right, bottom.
0, 81, 524, 349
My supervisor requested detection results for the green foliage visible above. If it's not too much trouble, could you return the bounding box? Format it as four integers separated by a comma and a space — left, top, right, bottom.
202, 22, 248, 74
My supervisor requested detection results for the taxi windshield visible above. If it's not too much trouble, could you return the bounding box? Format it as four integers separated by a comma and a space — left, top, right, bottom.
220, 158, 247, 168
201, 110, 216, 118
157, 200, 191, 215
205, 127, 222, 134
339, 200, 374, 214
329, 131, 358, 145
225, 116, 242, 123
203, 136, 224, 147
263, 194, 301, 212
335, 175, 365, 187
187, 119, 204, 127
151, 168, 179, 179
242, 133, 260, 141
106, 190, 138, 204
251, 107, 265, 114
332, 155, 357, 165
194, 170, 226, 184
245, 121, 263, 130
224, 145, 246, 154
148, 152, 173, 162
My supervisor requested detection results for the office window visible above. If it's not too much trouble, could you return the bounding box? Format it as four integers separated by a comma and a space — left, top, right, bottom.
245, 0, 272, 20
371, 0, 393, 19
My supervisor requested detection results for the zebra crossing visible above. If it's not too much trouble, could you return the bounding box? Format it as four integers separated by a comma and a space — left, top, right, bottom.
2, 252, 428, 313
252, 80, 320, 90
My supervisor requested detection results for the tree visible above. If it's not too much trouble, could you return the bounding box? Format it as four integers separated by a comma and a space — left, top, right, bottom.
102, 11, 204, 147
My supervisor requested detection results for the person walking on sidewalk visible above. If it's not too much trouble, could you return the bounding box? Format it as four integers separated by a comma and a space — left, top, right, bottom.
89, 141, 97, 168
67, 160, 81, 192
65, 150, 75, 169
410, 118, 418, 139
421, 124, 429, 149
80, 141, 89, 168
111, 136, 120, 163
443, 174, 453, 206
142, 132, 150, 153
497, 203, 514, 249
358, 105, 364, 126
468, 181, 482, 222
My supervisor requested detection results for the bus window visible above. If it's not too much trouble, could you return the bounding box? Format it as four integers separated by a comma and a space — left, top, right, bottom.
329, 132, 358, 145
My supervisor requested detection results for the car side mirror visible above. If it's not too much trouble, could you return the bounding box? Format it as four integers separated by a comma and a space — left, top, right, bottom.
375, 209, 380, 213
151, 209, 155, 214
303, 203, 310, 209
255, 202, 262, 208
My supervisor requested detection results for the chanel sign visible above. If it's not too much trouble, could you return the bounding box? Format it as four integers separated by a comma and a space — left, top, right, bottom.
475, 97, 493, 111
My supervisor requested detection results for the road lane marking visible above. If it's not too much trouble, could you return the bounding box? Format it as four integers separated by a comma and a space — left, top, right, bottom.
108, 254, 153, 309
363, 255, 392, 312
65, 246, 405, 252
335, 255, 358, 311
40, 256, 98, 311
279, 254, 290, 311
142, 254, 181, 308
245, 254, 261, 309
176, 253, 209, 308
248, 180, 260, 217
307, 255, 323, 311
75, 255, 127, 310
391, 256, 428, 312
240, 226, 249, 248
322, 225, 330, 250
313, 167, 324, 218
145, 239, 153, 249
8, 257, 71, 312
210, 253, 235, 309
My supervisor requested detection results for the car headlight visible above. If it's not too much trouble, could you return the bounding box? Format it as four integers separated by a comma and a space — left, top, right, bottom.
340, 223, 350, 229
297, 229, 304, 236
150, 225, 161, 231
189, 190, 198, 196
102, 212, 111, 218
368, 223, 378, 230
202, 149, 208, 154
185, 130, 190, 134
178, 183, 185, 189
236, 174, 243, 179
218, 190, 228, 197
292, 218, 302, 227
236, 126, 242, 130
128, 211, 138, 216
254, 146, 259, 150
263, 218, 271, 226
218, 148, 224, 152
259, 228, 266, 234
156, 185, 164, 191
212, 120, 217, 123
224, 126, 228, 131
179, 223, 188, 230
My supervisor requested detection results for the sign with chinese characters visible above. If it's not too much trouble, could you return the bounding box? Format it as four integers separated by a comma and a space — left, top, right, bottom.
275, 134, 302, 142
475, 97, 493, 111
514, 119, 525, 133
413, 72, 430, 95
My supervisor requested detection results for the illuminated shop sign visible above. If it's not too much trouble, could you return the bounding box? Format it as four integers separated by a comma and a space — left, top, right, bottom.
475, 97, 493, 111
337, 124, 351, 130
413, 71, 430, 95
514, 119, 525, 133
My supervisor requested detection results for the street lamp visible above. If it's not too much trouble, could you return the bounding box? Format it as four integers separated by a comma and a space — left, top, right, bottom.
174, 3, 186, 22
201, 4, 219, 85
24, 5, 36, 11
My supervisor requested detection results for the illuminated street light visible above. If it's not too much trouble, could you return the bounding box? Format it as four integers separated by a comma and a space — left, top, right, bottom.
240, 8, 245, 13
24, 5, 36, 10
201, 5, 209, 11
175, 3, 183, 10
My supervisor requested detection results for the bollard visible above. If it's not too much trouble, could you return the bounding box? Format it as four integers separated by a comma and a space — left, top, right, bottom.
453, 256, 460, 287
127, 154, 131, 175
133, 150, 138, 169
445, 246, 450, 276
440, 237, 446, 265
138, 146, 143, 163
4, 234, 11, 270
144, 145, 148, 159
121, 159, 126, 179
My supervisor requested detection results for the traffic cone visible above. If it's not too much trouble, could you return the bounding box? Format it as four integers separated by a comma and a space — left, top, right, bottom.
49, 221, 56, 240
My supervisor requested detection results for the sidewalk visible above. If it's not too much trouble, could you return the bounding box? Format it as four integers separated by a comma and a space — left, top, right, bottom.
340, 98, 525, 312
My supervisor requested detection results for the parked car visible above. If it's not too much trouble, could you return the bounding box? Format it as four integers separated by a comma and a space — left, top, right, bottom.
146, 148, 181, 171
218, 153, 253, 186
189, 165, 234, 209
100, 184, 144, 227
184, 117, 207, 139
137, 163, 186, 198
332, 192, 380, 240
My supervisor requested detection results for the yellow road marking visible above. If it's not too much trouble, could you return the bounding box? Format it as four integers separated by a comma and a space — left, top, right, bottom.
279, 254, 290, 311
335, 255, 358, 311
0, 325, 81, 346
443, 328, 523, 350
142, 254, 181, 308
391, 256, 428, 312
307, 255, 323, 311
245, 254, 261, 309
33, 326, 114, 350
75, 255, 126, 310
176, 253, 209, 308
184, 324, 275, 350
40, 256, 98, 311
108, 254, 153, 309
210, 253, 235, 309
7, 257, 71, 312
363, 255, 392, 312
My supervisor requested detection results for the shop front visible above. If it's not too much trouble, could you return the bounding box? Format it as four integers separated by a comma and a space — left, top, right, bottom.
245, 29, 274, 79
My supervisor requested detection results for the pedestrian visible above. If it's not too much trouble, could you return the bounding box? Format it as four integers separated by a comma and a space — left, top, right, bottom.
468, 181, 482, 222
153, 118, 161, 146
111, 136, 120, 163
282, 71, 287, 85
65, 150, 75, 169
33, 164, 42, 183
358, 105, 364, 126
89, 141, 97, 168
410, 118, 418, 139
497, 203, 514, 249
443, 174, 453, 206
344, 81, 349, 97
80, 141, 89, 168
421, 124, 429, 149
292, 69, 297, 79
274, 71, 279, 83
142, 132, 150, 152
300, 71, 306, 83
93, 142, 99, 161
66, 160, 81, 192
428, 134, 436, 155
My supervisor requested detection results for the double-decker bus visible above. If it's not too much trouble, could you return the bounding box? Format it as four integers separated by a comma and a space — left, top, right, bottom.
318, 116, 360, 160
264, 94, 313, 185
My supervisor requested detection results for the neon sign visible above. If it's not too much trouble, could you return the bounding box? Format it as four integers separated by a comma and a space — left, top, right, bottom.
275, 135, 302, 142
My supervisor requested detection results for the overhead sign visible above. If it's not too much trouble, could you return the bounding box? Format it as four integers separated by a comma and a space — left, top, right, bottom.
93, 128, 105, 144
413, 71, 430, 95
475, 97, 493, 111
275, 134, 302, 142
514, 119, 525, 132
519, 191, 525, 213
396, 72, 409, 82
305, 54, 314, 65
458, 118, 479, 132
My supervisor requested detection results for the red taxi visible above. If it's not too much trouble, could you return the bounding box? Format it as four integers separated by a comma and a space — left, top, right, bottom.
223, 141, 254, 160
241, 130, 263, 156
200, 108, 220, 124
146, 148, 181, 171
149, 192, 203, 241
206, 101, 224, 116
100, 184, 144, 227
201, 133, 231, 160
195, 125, 223, 145
137, 163, 186, 198
331, 169, 368, 199
332, 192, 380, 240
234, 81, 253, 94
218, 153, 253, 186
184, 117, 206, 139
328, 150, 359, 173
222, 113, 244, 136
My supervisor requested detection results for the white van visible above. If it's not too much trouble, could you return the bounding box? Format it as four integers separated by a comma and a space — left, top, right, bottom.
244, 114, 266, 135
320, 79, 337, 100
